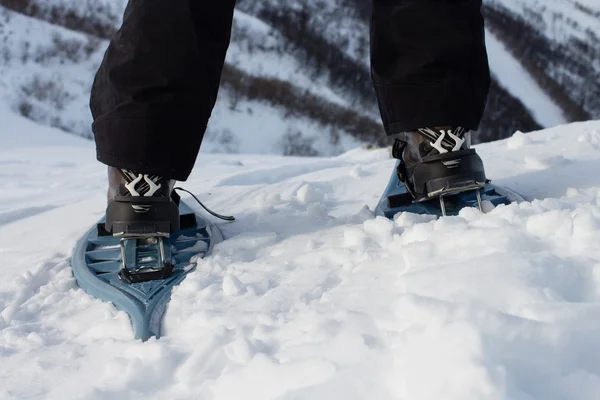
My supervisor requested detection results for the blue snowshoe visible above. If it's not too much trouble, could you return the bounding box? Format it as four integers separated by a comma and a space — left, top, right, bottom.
72, 168, 232, 340
375, 128, 523, 218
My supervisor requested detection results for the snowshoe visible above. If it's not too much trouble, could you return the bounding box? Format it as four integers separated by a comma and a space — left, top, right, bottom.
73, 169, 234, 340
375, 127, 523, 218
72, 200, 224, 340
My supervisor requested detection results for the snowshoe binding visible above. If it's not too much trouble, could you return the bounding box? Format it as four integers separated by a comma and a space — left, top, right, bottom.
375, 127, 523, 218
104, 168, 180, 284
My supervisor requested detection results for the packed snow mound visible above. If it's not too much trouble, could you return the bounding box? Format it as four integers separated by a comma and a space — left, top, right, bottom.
2, 117, 600, 399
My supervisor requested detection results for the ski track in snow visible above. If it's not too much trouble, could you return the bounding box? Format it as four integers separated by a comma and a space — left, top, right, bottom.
3, 111, 600, 398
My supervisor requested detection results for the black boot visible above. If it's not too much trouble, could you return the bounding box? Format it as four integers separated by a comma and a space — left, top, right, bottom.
392, 127, 487, 202
105, 167, 180, 237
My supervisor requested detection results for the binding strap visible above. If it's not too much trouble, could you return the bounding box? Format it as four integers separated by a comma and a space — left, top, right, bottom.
174, 187, 235, 222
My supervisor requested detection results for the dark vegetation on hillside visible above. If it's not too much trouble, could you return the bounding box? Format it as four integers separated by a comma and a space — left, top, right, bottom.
257, 7, 377, 109
222, 64, 386, 146
247, 1, 542, 142
477, 80, 540, 143
0, 0, 117, 38
483, 3, 598, 122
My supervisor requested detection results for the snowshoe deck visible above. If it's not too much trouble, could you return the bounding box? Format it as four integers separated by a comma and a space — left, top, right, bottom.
375, 161, 524, 218
72, 201, 223, 340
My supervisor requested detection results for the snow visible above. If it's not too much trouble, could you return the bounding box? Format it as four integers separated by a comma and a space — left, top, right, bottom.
486, 30, 568, 128
4, 100, 600, 398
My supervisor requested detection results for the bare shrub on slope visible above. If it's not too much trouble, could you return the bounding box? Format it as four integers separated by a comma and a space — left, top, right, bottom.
221, 64, 386, 146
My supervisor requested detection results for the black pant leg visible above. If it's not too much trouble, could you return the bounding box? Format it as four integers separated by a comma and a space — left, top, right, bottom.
91, 0, 236, 181
371, 0, 491, 135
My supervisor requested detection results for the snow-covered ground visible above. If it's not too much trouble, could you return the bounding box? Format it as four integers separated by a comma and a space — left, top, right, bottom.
2, 102, 600, 398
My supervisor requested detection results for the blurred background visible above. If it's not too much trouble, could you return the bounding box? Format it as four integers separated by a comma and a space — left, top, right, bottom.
0, 0, 598, 156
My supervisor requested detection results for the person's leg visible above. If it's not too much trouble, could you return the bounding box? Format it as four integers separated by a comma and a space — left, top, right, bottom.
371, 0, 490, 135
91, 0, 236, 182
371, 0, 491, 202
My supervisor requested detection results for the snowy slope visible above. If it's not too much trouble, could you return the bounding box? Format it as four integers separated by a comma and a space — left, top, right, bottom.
484, 0, 600, 122
487, 0, 600, 43
3, 104, 600, 398
485, 30, 567, 128
1, 0, 577, 152
0, 3, 378, 156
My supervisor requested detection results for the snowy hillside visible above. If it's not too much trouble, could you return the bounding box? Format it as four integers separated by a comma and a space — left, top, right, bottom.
3, 101, 600, 398
484, 0, 600, 123
0, 1, 376, 156
4, 0, 595, 152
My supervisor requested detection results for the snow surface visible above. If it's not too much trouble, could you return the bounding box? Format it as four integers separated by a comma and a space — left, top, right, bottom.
4, 104, 600, 398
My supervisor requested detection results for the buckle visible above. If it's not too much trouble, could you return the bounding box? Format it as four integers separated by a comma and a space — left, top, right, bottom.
118, 235, 174, 284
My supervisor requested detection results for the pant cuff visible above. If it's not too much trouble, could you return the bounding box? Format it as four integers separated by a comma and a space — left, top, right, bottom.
374, 83, 485, 135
